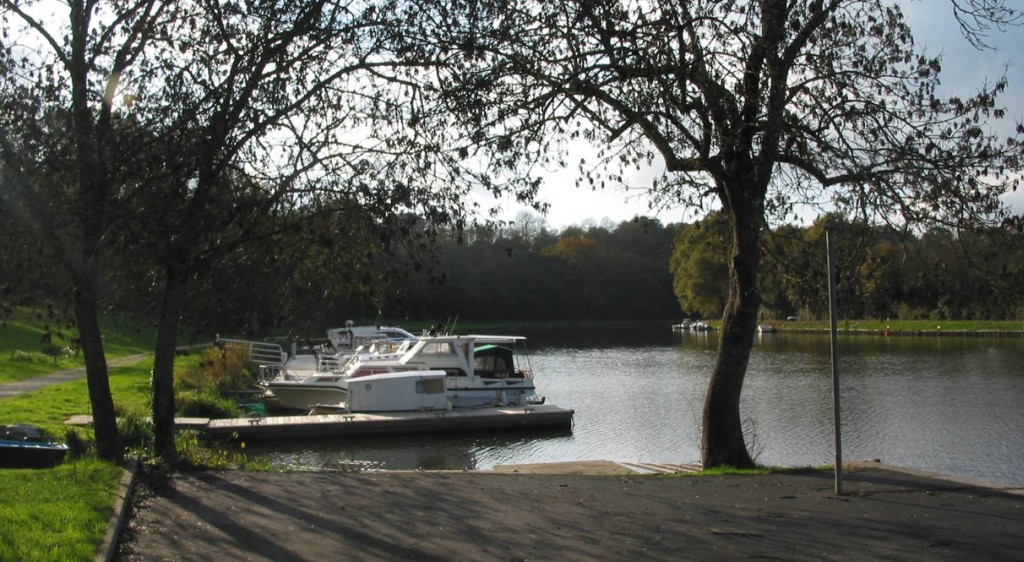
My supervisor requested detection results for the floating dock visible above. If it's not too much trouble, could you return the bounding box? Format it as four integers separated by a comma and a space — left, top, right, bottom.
67, 405, 574, 442
208, 405, 574, 442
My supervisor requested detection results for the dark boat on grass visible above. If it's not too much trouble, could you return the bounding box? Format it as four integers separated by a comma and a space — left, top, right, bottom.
0, 425, 68, 469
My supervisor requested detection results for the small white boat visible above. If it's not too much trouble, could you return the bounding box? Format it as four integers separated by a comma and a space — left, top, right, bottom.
267, 334, 542, 412
325, 323, 418, 354
672, 319, 711, 332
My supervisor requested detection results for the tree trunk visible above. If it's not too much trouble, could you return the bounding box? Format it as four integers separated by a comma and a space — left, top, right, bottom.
74, 287, 122, 462
152, 259, 189, 462
700, 198, 762, 468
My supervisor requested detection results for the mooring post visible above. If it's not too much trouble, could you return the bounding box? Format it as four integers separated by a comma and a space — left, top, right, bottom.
826, 223, 844, 495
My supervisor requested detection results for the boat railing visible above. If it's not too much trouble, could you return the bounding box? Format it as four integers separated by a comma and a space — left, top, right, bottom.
317, 354, 346, 373
217, 338, 286, 381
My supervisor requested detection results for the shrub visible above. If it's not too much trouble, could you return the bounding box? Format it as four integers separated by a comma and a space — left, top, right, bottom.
118, 412, 154, 457
176, 345, 254, 394
175, 389, 241, 419
175, 430, 261, 469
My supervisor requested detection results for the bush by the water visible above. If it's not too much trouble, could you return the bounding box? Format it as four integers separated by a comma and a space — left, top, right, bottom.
176, 345, 254, 394
172, 345, 257, 419
175, 388, 241, 418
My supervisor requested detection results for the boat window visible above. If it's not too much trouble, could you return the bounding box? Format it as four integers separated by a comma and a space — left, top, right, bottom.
420, 342, 455, 356
473, 345, 517, 378
415, 378, 446, 394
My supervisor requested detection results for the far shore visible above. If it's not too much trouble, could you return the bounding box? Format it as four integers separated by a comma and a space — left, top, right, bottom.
762, 326, 1024, 338
710, 318, 1024, 338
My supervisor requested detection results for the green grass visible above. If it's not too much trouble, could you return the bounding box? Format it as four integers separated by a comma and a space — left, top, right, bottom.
678, 465, 775, 477
0, 354, 255, 561
0, 308, 156, 384
728, 319, 1024, 332
0, 361, 154, 437
832, 319, 1023, 331
0, 360, 152, 562
0, 458, 124, 562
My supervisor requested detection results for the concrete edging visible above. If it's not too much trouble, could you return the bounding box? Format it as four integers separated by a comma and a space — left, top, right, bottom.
94, 458, 138, 562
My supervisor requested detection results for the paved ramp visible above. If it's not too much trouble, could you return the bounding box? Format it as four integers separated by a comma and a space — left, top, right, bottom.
616, 461, 702, 474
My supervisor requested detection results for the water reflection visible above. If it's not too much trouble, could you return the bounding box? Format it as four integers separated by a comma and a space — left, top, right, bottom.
246, 323, 1024, 487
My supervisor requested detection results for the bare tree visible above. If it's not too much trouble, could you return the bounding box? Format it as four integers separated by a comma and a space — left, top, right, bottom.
951, 0, 1022, 49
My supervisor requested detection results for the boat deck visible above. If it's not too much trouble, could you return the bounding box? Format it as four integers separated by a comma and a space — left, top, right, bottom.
66, 404, 574, 442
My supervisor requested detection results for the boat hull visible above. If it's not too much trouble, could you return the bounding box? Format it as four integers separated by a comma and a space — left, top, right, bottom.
266, 381, 347, 410
0, 440, 68, 469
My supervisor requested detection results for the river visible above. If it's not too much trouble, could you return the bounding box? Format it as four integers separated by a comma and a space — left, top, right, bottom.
247, 323, 1024, 487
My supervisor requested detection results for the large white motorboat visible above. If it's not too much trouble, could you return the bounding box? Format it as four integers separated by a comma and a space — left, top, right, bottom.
266, 334, 543, 412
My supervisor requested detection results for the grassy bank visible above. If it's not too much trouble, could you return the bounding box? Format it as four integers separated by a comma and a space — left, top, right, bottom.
0, 362, 154, 437
0, 459, 124, 562
756, 319, 1024, 334
0, 359, 154, 561
0, 345, 260, 560
0, 307, 156, 384
0, 348, 265, 560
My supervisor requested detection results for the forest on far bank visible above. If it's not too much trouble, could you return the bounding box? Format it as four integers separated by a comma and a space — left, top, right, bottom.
384, 213, 1024, 327
3, 209, 1024, 338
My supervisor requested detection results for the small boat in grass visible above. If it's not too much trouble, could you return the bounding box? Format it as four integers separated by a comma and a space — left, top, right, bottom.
0, 425, 68, 469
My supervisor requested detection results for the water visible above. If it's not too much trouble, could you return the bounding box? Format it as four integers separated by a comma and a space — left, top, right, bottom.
246, 324, 1024, 487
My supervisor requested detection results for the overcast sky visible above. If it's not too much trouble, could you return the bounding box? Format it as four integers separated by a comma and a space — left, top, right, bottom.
492, 2, 1024, 230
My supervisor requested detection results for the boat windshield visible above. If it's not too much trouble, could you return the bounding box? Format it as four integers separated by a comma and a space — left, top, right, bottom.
473, 345, 516, 377
419, 341, 456, 356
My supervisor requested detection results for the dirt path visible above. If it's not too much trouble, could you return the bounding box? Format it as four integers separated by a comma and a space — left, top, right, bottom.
0, 353, 151, 400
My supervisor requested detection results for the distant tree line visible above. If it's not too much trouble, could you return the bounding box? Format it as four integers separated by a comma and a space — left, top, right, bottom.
672, 213, 1024, 322
7, 207, 1024, 338
384, 215, 679, 324
167, 212, 680, 332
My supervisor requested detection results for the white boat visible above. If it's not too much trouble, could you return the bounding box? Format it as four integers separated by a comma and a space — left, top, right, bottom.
267, 334, 542, 412
270, 324, 419, 379
267, 338, 415, 407
325, 323, 418, 354
672, 319, 712, 332
345, 370, 451, 412
263, 372, 351, 411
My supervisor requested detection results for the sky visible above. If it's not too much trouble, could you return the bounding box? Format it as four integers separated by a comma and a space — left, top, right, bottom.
489, 2, 1024, 231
